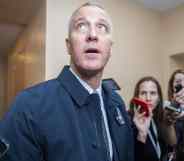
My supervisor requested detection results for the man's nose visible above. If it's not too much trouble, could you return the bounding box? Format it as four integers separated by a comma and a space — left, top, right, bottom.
86, 26, 98, 42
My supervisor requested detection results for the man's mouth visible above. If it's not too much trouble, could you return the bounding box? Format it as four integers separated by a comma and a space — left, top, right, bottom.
85, 48, 100, 54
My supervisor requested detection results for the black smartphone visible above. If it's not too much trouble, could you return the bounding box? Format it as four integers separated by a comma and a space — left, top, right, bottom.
175, 84, 182, 93
0, 139, 9, 158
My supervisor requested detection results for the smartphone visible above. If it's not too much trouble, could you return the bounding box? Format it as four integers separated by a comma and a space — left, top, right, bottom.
0, 139, 9, 158
175, 84, 182, 93
130, 97, 150, 117
164, 100, 181, 113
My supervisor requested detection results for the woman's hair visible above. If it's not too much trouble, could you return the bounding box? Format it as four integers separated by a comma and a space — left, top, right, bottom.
168, 69, 184, 101
131, 76, 163, 123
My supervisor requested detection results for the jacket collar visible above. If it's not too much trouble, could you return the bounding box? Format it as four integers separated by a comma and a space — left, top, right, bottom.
57, 65, 122, 108
57, 66, 90, 107
70, 67, 102, 95
102, 83, 123, 108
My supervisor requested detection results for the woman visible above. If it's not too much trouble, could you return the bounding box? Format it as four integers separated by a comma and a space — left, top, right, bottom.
130, 76, 175, 161
168, 69, 184, 115
168, 69, 184, 161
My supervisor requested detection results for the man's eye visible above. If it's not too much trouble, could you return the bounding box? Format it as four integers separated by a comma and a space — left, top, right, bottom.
76, 23, 88, 33
97, 24, 109, 33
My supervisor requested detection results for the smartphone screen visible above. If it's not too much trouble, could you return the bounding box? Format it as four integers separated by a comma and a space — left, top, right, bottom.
175, 84, 182, 93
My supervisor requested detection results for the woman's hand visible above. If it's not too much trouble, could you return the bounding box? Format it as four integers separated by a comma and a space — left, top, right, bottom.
161, 109, 178, 146
163, 108, 179, 125
173, 88, 184, 118
133, 105, 153, 143
174, 88, 184, 107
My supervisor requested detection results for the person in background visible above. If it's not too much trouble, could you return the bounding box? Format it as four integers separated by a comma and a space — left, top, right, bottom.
167, 69, 184, 161
129, 76, 176, 161
0, 2, 134, 161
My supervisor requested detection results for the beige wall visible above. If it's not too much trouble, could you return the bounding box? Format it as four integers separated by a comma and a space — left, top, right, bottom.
0, 56, 6, 117
162, 5, 184, 56
46, 0, 163, 105
161, 5, 184, 95
103, 0, 163, 104
6, 3, 46, 109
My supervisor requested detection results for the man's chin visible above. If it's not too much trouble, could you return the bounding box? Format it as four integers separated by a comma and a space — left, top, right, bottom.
78, 67, 103, 77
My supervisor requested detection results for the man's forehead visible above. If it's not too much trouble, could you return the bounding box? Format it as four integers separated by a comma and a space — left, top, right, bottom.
72, 6, 111, 24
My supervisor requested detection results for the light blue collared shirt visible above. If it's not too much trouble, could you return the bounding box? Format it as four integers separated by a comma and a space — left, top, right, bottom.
70, 67, 113, 160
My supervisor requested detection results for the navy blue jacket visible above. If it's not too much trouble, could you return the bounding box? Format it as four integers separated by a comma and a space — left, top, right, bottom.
0, 66, 134, 161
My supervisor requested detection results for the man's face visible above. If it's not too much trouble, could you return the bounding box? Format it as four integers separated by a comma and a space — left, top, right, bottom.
66, 6, 113, 76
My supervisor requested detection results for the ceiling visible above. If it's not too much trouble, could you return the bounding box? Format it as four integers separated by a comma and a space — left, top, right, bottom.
1, 0, 184, 57
133, 0, 184, 11
0, 0, 43, 57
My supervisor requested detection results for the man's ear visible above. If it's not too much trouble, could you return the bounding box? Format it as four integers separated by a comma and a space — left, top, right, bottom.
110, 39, 114, 47
65, 38, 71, 55
110, 40, 114, 56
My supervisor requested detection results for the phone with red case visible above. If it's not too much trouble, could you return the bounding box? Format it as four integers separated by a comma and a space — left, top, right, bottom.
130, 97, 150, 117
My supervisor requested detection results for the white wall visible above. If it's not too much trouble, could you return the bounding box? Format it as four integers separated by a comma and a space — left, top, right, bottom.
161, 5, 184, 94
102, 0, 163, 103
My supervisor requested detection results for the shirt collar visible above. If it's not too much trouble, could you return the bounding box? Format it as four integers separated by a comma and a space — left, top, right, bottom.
69, 67, 102, 95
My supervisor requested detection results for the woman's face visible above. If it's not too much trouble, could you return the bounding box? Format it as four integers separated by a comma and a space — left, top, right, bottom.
138, 81, 159, 110
173, 73, 184, 92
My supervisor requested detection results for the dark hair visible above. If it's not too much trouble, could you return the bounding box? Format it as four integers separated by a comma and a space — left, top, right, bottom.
168, 69, 184, 101
130, 76, 163, 123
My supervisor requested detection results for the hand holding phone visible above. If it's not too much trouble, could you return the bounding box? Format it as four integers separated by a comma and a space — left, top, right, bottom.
131, 98, 152, 143
0, 138, 9, 158
164, 100, 181, 113
175, 84, 182, 93
130, 97, 150, 117
174, 84, 184, 108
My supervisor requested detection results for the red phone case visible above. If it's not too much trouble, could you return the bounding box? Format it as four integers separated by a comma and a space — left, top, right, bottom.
131, 97, 150, 117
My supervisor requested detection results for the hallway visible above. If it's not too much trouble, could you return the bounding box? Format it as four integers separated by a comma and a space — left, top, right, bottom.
0, 0, 46, 117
